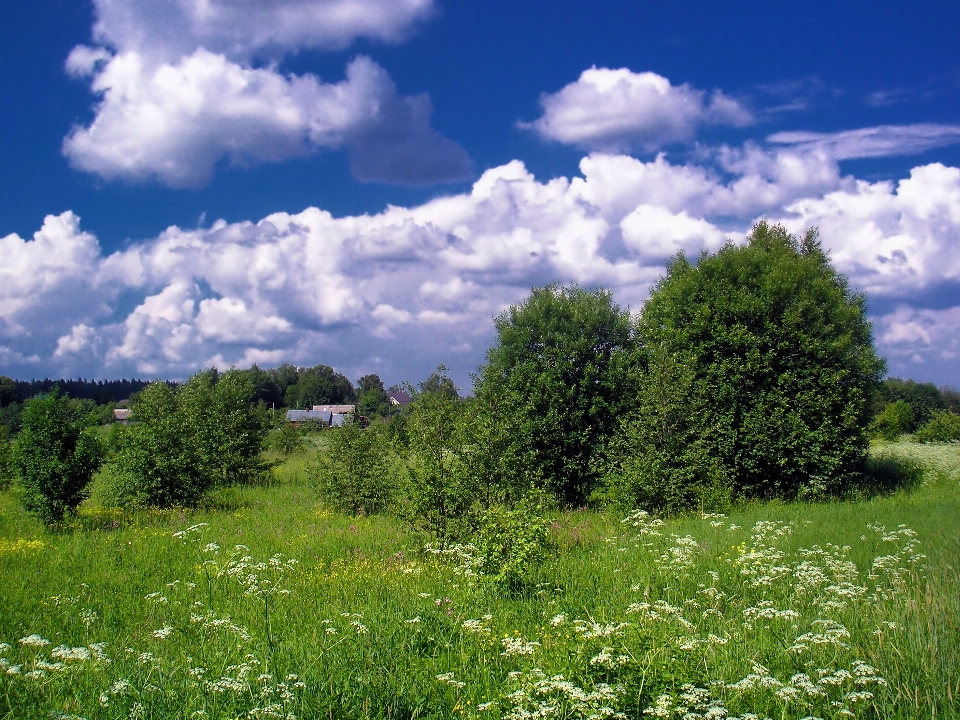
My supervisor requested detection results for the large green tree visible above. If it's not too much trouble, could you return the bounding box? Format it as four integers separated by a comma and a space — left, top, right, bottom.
13, 389, 105, 524
475, 284, 636, 505
356, 374, 392, 418
284, 364, 356, 409
633, 222, 885, 501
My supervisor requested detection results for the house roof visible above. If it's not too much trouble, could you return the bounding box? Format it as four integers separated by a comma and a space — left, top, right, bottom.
312, 404, 356, 414
286, 409, 332, 423
387, 391, 411, 406
113, 408, 132, 420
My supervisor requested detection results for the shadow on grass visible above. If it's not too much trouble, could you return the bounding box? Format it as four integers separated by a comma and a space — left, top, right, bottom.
846, 453, 926, 499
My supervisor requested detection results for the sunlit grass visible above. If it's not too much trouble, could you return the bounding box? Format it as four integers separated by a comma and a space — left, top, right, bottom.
0, 441, 956, 719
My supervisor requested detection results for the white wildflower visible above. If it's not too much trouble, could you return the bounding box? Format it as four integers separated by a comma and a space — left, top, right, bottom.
18, 634, 51, 647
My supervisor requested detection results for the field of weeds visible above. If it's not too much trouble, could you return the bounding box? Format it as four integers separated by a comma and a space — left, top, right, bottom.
0, 441, 957, 720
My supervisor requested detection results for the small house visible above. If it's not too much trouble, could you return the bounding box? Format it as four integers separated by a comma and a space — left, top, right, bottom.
312, 404, 356, 414
286, 409, 332, 426
387, 391, 411, 407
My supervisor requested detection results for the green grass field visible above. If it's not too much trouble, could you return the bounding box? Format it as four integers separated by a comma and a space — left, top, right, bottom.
0, 441, 957, 720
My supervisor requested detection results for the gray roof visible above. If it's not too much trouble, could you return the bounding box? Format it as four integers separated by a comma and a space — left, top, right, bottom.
312, 404, 356, 414
331, 413, 349, 427
286, 409, 332, 424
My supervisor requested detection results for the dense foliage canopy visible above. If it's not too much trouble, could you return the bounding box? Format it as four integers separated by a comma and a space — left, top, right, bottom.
111, 369, 270, 507
475, 284, 636, 505
13, 389, 105, 523
633, 222, 885, 501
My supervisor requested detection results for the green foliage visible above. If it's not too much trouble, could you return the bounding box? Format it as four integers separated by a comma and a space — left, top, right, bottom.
941, 385, 960, 413
12, 389, 105, 524
401, 368, 478, 543
474, 489, 551, 590
636, 222, 885, 503
0, 402, 21, 437
269, 423, 306, 456
475, 284, 636, 505
356, 373, 392, 419
0, 426, 13, 491
311, 420, 393, 515
872, 377, 945, 430
0, 375, 17, 407
606, 347, 728, 514
284, 364, 355, 409
110, 370, 271, 507
914, 410, 960, 443
869, 400, 915, 440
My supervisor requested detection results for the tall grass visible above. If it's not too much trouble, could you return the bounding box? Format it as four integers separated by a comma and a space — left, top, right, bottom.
0, 441, 956, 719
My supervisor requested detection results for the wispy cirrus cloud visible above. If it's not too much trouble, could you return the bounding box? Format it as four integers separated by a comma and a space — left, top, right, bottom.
768, 123, 960, 160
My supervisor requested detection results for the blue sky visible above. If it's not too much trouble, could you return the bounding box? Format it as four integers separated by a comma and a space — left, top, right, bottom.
2, 0, 960, 389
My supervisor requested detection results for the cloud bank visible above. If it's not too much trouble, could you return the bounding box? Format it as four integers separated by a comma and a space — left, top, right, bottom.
63, 0, 470, 186
5, 146, 960, 385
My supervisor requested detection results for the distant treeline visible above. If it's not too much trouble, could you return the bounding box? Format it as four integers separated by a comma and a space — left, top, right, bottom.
10, 378, 154, 405
0, 365, 366, 409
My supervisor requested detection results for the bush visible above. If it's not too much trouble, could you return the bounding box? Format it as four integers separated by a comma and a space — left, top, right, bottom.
635, 222, 885, 504
269, 423, 306, 456
605, 347, 729, 515
110, 370, 270, 508
0, 402, 21, 437
0, 426, 13, 491
869, 400, 915, 440
401, 369, 479, 544
12, 389, 105, 524
473, 489, 551, 591
914, 410, 960, 443
474, 285, 636, 505
311, 420, 393, 515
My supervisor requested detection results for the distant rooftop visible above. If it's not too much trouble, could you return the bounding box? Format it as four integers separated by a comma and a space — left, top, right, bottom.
312, 404, 356, 414
387, 391, 411, 406
286, 409, 332, 424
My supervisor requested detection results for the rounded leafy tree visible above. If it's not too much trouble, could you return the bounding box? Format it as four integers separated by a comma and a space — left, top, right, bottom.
633, 222, 885, 502
476, 284, 635, 505
13, 388, 105, 524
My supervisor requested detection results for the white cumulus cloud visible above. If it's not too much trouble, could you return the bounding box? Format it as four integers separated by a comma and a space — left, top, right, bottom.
64, 52, 469, 187
521, 67, 753, 152
90, 0, 435, 61
63, 0, 468, 186
5, 149, 960, 385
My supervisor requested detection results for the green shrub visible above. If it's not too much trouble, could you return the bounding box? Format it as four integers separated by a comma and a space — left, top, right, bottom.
914, 410, 960, 443
606, 347, 729, 515
635, 222, 885, 501
110, 370, 271, 508
269, 422, 306, 456
474, 489, 551, 591
0, 426, 13, 491
869, 400, 915, 440
401, 369, 479, 544
311, 420, 393, 515
12, 389, 105, 524
474, 284, 636, 505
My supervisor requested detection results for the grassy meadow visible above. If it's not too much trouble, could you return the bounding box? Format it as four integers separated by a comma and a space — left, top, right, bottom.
0, 440, 957, 720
